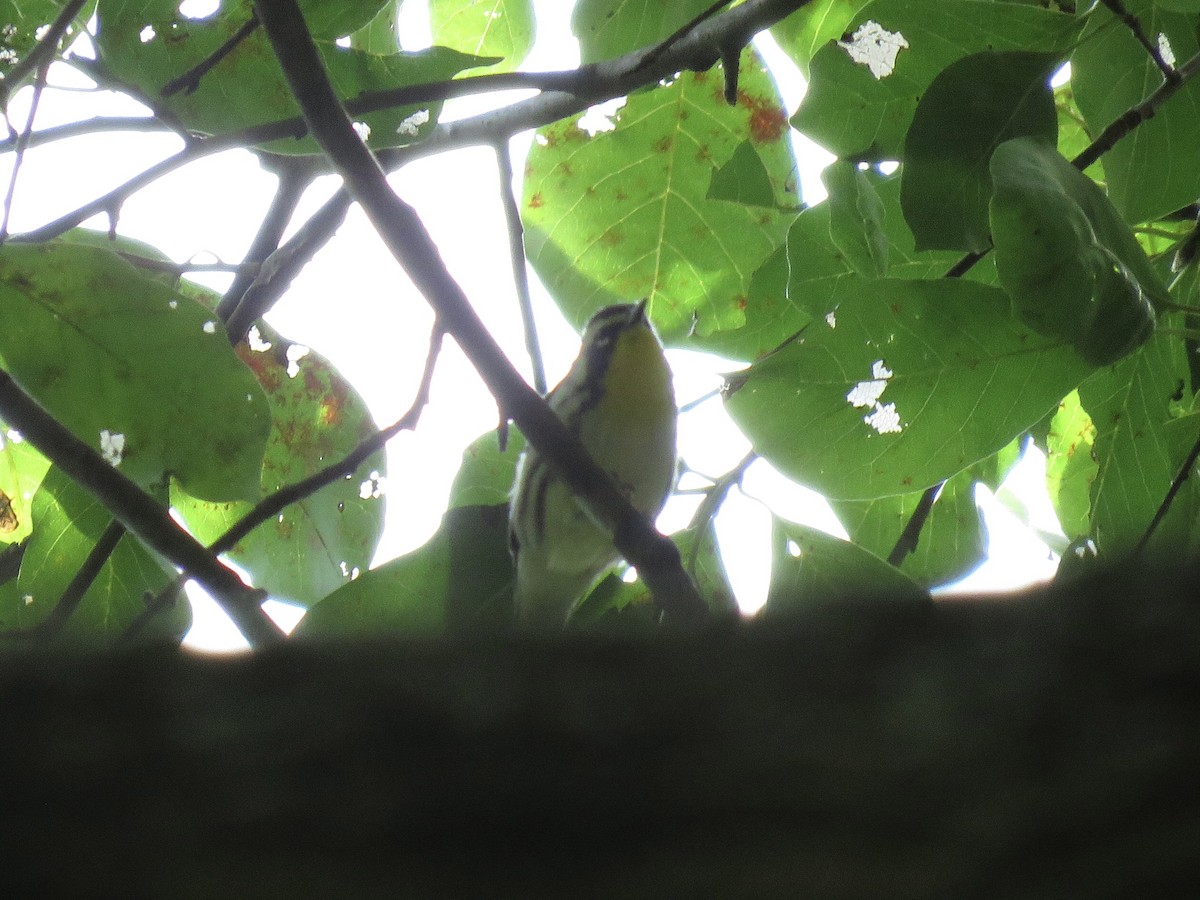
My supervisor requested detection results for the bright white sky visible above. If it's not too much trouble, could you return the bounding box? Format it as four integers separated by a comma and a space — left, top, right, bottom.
2, 1, 1064, 650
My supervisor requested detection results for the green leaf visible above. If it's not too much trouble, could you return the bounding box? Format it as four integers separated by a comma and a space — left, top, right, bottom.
431, 0, 535, 72
1077, 335, 1200, 556
94, 0, 489, 154
764, 518, 929, 613
988, 137, 1162, 364
171, 321, 385, 608
1044, 390, 1096, 541
707, 140, 778, 208
0, 241, 271, 501
1072, 0, 1200, 224
0, 467, 187, 644
791, 0, 1082, 161
572, 0, 714, 64
295, 504, 513, 637
823, 160, 889, 276
0, 430, 49, 545
833, 444, 1017, 586
523, 47, 797, 346
448, 428, 523, 509
770, 0, 872, 75
901, 50, 1059, 252
725, 276, 1093, 500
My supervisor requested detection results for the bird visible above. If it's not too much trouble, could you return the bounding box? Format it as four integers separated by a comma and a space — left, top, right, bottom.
509, 299, 677, 626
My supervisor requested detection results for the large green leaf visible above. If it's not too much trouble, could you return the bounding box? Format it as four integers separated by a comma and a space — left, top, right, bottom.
572, 0, 714, 64
94, 0, 489, 153
1072, 0, 1200, 224
989, 137, 1164, 365
901, 51, 1059, 253
791, 0, 1082, 161
431, 0, 534, 72
0, 467, 187, 644
1077, 335, 1200, 556
295, 504, 513, 637
763, 518, 928, 613
0, 241, 270, 501
725, 276, 1093, 500
171, 321, 385, 609
523, 47, 797, 347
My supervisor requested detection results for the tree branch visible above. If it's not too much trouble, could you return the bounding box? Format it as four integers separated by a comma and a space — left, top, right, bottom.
1098, 0, 1180, 83
10, 0, 804, 246
0, 370, 283, 646
215, 156, 318, 324
252, 0, 714, 623
494, 139, 545, 395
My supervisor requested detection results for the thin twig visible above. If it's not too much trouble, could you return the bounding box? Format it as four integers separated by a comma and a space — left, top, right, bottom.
887, 484, 941, 568
215, 156, 318, 323
10, 0, 807, 246
631, 0, 735, 74
685, 450, 757, 572
0, 116, 170, 153
224, 187, 356, 342
1135, 431, 1200, 557
161, 13, 260, 98
1073, 50, 1200, 172
1098, 0, 1180, 83
0, 59, 49, 242
23, 519, 126, 638
494, 139, 545, 395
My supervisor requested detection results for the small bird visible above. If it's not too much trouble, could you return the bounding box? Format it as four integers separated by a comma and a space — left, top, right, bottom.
509, 300, 677, 626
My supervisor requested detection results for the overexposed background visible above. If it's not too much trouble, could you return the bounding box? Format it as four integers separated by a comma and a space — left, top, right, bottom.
2, 1, 1065, 650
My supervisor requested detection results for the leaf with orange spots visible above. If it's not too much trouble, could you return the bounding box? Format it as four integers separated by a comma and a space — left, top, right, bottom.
523, 47, 797, 352
172, 320, 386, 609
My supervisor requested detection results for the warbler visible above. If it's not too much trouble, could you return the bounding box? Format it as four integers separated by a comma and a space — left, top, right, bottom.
509, 300, 677, 625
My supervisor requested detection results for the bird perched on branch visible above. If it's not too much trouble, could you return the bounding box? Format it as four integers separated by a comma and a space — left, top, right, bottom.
509, 300, 677, 626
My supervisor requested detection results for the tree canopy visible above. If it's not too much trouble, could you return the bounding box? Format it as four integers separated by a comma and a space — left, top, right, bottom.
2, 0, 1200, 648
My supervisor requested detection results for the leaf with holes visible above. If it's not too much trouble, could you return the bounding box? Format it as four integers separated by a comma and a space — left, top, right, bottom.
171, 320, 385, 609
792, 0, 1081, 162
0, 241, 270, 501
725, 276, 1093, 500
